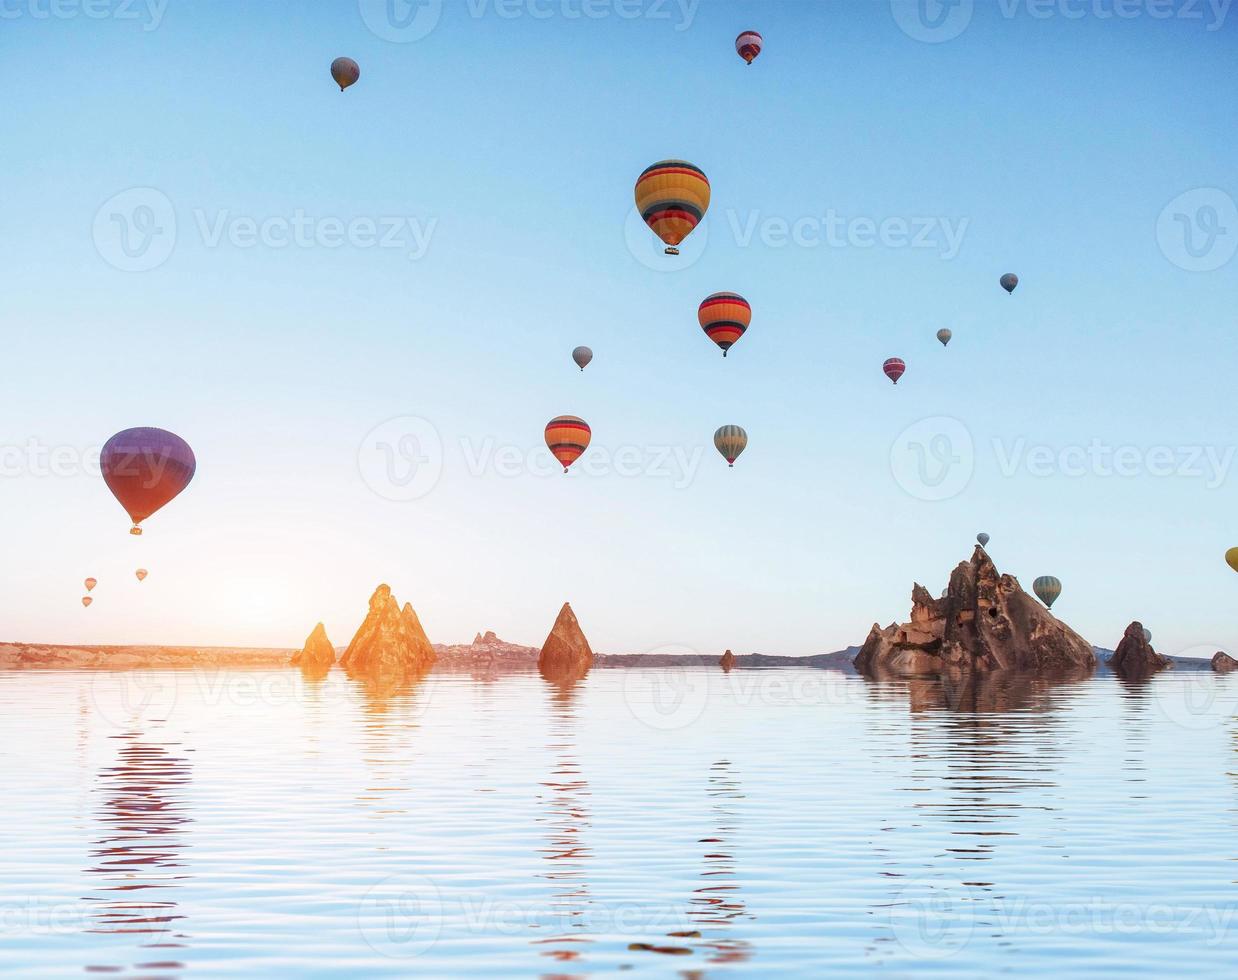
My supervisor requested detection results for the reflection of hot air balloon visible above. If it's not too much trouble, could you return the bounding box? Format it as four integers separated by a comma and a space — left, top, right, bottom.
1033, 575, 1062, 609
735, 30, 763, 64
714, 425, 747, 467
85, 577, 97, 592
977, 532, 989, 548
544, 416, 591, 473
81, 596, 92, 608
937, 328, 952, 347
135, 569, 148, 582
634, 160, 710, 256
1000, 273, 1019, 294
698, 292, 751, 357
1227, 548, 1238, 573
330, 57, 359, 91
101, 428, 196, 536
572, 346, 593, 371
883, 357, 906, 384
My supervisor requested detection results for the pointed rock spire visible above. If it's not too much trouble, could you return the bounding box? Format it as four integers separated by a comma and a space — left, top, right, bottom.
291, 622, 335, 670
720, 649, 736, 672
1110, 621, 1171, 676
538, 602, 593, 680
340, 584, 436, 674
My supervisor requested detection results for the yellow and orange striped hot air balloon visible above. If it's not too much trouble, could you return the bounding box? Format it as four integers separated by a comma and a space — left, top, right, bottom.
698, 292, 751, 357
544, 416, 591, 473
634, 160, 710, 255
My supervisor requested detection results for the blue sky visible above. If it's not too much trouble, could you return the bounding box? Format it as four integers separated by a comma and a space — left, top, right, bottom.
1, 1, 1235, 657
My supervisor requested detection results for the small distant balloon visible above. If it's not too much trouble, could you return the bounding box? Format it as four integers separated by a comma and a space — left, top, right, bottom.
544, 416, 591, 473
977, 532, 990, 548
937, 328, 952, 347
572, 346, 593, 371
1000, 273, 1019, 294
135, 569, 148, 582
100, 427, 196, 535
714, 425, 748, 467
81, 596, 92, 608
1033, 575, 1062, 609
84, 577, 97, 592
634, 160, 710, 255
698, 292, 751, 357
883, 357, 906, 385
330, 57, 360, 92
1226, 547, 1238, 573
1142, 627, 1152, 643
736, 30, 763, 65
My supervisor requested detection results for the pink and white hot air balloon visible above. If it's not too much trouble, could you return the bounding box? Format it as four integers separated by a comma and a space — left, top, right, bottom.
735, 30, 763, 65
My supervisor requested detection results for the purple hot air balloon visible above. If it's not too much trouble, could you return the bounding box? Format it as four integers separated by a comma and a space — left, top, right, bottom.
100, 427, 196, 535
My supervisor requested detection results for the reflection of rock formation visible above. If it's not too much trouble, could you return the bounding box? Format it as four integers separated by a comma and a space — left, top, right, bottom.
689, 760, 752, 964
538, 602, 593, 684
856, 547, 1095, 677
720, 650, 736, 672
1212, 652, 1238, 673
353, 676, 427, 824
290, 622, 335, 677
340, 585, 436, 675
1110, 621, 1172, 678
532, 675, 593, 967
863, 664, 1091, 714
82, 732, 192, 965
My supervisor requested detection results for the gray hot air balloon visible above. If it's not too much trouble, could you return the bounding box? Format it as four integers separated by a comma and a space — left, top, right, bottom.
714, 425, 748, 467
330, 57, 360, 92
572, 346, 593, 371
1142, 627, 1152, 644
976, 532, 990, 548
1033, 575, 1062, 609
1000, 273, 1019, 294
937, 328, 952, 347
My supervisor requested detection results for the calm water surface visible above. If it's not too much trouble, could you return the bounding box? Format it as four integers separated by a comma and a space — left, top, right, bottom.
2, 666, 1237, 977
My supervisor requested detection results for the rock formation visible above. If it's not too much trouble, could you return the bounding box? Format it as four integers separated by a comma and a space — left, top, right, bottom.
1109, 621, 1171, 676
855, 546, 1096, 678
290, 623, 335, 671
720, 649, 736, 672
538, 602, 593, 682
339, 585, 436, 675
1212, 651, 1238, 673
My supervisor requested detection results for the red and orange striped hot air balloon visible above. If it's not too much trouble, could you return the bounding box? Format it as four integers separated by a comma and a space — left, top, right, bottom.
736, 30, 763, 65
698, 292, 751, 357
634, 160, 710, 255
883, 357, 906, 385
544, 416, 591, 473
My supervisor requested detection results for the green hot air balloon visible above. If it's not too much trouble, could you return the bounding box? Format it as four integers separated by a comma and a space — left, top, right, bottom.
1033, 575, 1062, 609
714, 425, 748, 467
1226, 547, 1238, 574
937, 328, 952, 347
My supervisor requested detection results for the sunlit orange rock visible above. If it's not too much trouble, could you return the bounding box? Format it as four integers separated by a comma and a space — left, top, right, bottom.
339, 585, 436, 675
290, 622, 335, 671
720, 649, 736, 672
538, 602, 593, 682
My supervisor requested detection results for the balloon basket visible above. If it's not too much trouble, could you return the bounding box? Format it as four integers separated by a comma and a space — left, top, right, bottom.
664, 246, 680, 255
129, 525, 143, 536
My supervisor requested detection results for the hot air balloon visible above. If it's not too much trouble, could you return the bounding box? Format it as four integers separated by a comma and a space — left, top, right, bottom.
937, 328, 952, 347
977, 532, 990, 548
735, 30, 763, 64
1000, 273, 1019, 294
330, 57, 360, 92
698, 292, 751, 357
883, 357, 906, 385
634, 160, 710, 255
81, 596, 92, 608
1227, 547, 1238, 573
84, 577, 97, 592
1033, 575, 1062, 609
1142, 627, 1152, 643
714, 425, 747, 467
544, 416, 591, 473
135, 569, 148, 582
101, 427, 196, 535
572, 346, 593, 371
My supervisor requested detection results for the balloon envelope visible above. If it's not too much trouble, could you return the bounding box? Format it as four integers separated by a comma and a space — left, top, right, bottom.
883, 357, 906, 384
1000, 272, 1019, 294
84, 577, 97, 592
714, 425, 748, 467
976, 533, 989, 547
1227, 547, 1238, 573
330, 57, 359, 91
101, 427, 196, 532
136, 569, 148, 582
544, 416, 591, 473
572, 346, 593, 371
634, 160, 710, 252
937, 328, 952, 347
1033, 575, 1062, 609
81, 596, 92, 608
1142, 627, 1152, 643
698, 292, 751, 356
736, 30, 763, 64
